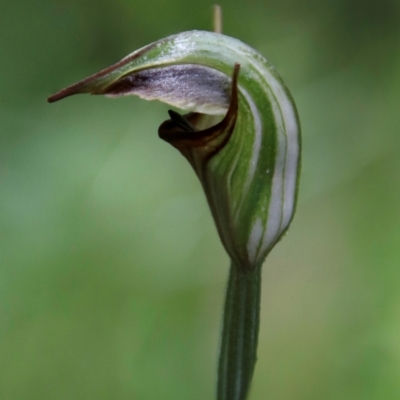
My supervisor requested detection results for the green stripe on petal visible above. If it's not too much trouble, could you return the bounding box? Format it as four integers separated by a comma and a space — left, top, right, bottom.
48, 30, 301, 269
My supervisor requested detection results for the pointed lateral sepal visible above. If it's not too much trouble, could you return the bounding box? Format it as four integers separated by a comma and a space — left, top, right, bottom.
158, 63, 240, 174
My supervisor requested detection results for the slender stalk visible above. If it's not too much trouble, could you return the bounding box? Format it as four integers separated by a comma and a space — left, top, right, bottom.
213, 5, 222, 34
217, 262, 262, 400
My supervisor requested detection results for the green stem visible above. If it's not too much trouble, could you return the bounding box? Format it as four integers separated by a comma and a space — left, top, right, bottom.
217, 261, 262, 400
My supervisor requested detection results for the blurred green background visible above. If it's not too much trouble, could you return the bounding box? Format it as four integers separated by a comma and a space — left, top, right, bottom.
1, 0, 400, 399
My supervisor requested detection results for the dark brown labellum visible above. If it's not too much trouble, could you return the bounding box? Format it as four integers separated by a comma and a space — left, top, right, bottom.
158, 63, 240, 178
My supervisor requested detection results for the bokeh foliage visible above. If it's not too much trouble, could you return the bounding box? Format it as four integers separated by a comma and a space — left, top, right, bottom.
1, 0, 400, 399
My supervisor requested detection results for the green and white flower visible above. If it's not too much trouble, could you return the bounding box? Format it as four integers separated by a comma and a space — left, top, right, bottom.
49, 30, 301, 270
49, 28, 301, 400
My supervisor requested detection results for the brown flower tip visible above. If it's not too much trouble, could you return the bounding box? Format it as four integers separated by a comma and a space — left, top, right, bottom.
158, 63, 240, 173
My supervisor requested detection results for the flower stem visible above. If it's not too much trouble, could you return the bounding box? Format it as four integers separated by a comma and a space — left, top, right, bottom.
217, 262, 262, 400
213, 5, 222, 34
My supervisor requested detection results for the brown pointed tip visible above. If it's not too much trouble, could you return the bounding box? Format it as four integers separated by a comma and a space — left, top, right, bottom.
47, 41, 160, 104
47, 63, 117, 103
47, 89, 72, 103
47, 66, 108, 103
47, 80, 87, 103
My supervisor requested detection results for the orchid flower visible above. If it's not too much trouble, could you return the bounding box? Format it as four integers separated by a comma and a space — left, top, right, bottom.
48, 16, 301, 400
